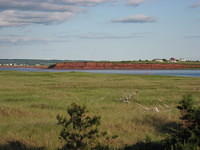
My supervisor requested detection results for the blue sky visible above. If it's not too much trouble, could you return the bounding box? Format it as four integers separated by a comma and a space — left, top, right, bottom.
0, 0, 199, 60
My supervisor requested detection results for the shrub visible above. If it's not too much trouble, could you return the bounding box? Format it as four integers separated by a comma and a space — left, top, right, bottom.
57, 103, 117, 150
164, 95, 200, 150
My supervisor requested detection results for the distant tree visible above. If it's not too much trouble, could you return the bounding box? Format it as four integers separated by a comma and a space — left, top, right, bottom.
57, 103, 117, 150
162, 59, 167, 62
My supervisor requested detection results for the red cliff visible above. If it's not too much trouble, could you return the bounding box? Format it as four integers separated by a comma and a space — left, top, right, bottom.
49, 62, 200, 70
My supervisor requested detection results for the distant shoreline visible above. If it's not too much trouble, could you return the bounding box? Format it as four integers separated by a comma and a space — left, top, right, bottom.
1, 59, 200, 70
1, 62, 200, 70
48, 62, 200, 70
0, 65, 48, 69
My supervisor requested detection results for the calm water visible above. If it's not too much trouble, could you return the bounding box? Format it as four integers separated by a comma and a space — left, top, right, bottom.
0, 68, 200, 77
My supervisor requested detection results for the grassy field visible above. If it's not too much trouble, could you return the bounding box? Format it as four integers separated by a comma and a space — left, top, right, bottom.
0, 71, 200, 150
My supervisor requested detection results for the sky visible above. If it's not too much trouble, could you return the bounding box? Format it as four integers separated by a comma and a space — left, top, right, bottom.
0, 0, 200, 60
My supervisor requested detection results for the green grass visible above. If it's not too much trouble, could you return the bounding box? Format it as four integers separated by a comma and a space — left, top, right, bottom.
0, 71, 200, 149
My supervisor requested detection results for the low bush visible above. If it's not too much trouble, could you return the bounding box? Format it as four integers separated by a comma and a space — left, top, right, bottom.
164, 95, 200, 150
57, 103, 117, 150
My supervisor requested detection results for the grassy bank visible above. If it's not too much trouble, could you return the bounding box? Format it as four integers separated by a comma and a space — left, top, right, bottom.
0, 71, 200, 149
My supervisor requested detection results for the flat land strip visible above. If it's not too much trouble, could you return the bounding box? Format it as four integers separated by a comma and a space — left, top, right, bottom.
50, 62, 200, 70
0, 71, 200, 149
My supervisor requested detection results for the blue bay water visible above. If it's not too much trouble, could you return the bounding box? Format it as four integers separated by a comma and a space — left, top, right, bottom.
0, 68, 200, 77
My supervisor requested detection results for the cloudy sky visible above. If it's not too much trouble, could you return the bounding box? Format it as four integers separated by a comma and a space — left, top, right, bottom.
0, 0, 199, 60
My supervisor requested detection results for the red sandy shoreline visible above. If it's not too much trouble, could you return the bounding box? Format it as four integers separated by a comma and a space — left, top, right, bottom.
1, 62, 200, 70
49, 62, 200, 70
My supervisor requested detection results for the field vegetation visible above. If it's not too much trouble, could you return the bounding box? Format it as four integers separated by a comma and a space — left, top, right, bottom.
0, 71, 200, 150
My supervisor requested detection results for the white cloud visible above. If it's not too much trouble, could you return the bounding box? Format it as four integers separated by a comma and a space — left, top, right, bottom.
0, 0, 155, 27
112, 14, 156, 23
0, 0, 78, 12
0, 10, 74, 27
0, 0, 112, 27
74, 32, 146, 39
0, 35, 67, 45
54, 0, 110, 5
0, 32, 147, 46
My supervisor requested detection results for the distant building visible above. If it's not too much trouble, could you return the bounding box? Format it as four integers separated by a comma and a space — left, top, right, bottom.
179, 58, 186, 62
152, 59, 164, 62
169, 57, 177, 63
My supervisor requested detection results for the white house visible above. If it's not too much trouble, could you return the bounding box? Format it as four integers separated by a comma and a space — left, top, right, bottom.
152, 59, 164, 62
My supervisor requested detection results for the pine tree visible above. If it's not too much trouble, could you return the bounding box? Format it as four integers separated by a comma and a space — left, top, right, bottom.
165, 95, 200, 150
57, 103, 117, 150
